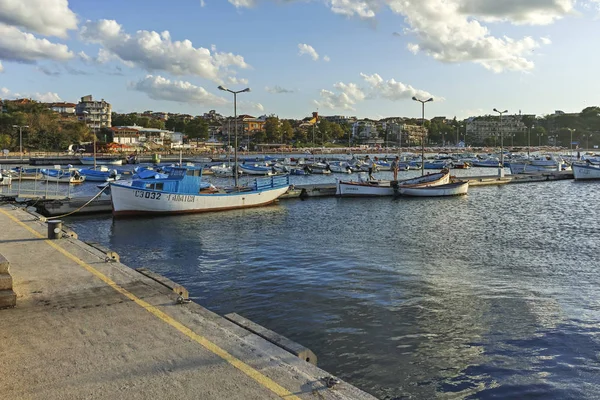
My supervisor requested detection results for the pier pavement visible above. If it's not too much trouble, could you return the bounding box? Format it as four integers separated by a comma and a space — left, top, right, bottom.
0, 206, 375, 400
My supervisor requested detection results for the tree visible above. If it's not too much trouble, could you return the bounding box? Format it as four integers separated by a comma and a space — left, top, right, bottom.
264, 117, 280, 143
281, 120, 294, 143
184, 118, 209, 140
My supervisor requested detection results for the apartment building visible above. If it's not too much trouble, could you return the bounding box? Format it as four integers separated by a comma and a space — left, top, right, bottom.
76, 95, 112, 132
466, 114, 530, 142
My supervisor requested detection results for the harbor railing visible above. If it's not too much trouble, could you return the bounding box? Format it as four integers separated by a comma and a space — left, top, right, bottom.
0, 166, 75, 200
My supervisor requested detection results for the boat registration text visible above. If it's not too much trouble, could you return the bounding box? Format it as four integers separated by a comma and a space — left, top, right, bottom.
133, 191, 195, 203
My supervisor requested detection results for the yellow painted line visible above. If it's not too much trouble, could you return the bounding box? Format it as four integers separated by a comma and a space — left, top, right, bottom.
0, 209, 300, 400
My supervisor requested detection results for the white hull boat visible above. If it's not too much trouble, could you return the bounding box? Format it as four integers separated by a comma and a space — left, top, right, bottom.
398, 181, 469, 197
81, 157, 123, 166
337, 169, 450, 197
239, 164, 274, 176
573, 162, 600, 180
0, 171, 12, 186
110, 167, 290, 216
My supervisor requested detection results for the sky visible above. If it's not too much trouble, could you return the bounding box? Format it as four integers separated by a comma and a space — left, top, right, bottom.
1, 0, 599, 121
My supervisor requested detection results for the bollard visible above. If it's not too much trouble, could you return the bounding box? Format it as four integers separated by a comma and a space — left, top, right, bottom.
47, 220, 62, 240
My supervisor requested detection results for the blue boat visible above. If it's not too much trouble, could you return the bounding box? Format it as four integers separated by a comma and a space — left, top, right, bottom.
78, 167, 121, 182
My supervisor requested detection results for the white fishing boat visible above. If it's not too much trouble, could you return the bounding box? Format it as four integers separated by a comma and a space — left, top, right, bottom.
110, 166, 290, 216
327, 162, 353, 174
572, 162, 600, 180
397, 181, 469, 197
0, 170, 12, 186
509, 154, 568, 174
336, 169, 450, 197
81, 156, 123, 166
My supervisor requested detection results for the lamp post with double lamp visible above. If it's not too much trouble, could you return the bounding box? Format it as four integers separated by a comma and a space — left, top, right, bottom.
566, 128, 575, 157
412, 96, 433, 176
82, 111, 96, 168
12, 125, 29, 161
493, 108, 508, 177
218, 85, 250, 189
456, 124, 463, 146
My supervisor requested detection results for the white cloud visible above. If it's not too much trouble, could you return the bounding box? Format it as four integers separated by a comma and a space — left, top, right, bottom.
131, 75, 229, 106
327, 0, 377, 18
0, 0, 77, 38
0, 24, 73, 63
229, 0, 255, 7
226, 76, 249, 85
540, 36, 552, 45
265, 85, 294, 94
80, 19, 249, 82
298, 43, 319, 61
359, 73, 441, 101
314, 82, 365, 111
0, 61, 3, 73
457, 0, 575, 25
238, 101, 264, 113
200, 0, 206, 7
315, 73, 440, 110
228, 0, 572, 72
32, 92, 62, 102
0, 87, 62, 102
387, 0, 548, 72
323, 55, 331, 62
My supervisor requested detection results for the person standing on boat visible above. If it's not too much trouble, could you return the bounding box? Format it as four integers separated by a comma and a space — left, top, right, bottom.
368, 156, 377, 180
391, 156, 399, 181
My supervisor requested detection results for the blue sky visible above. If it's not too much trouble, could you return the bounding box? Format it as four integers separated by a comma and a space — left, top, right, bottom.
1, 0, 599, 120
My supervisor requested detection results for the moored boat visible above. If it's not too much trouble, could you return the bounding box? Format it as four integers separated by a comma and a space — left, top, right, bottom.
336, 169, 450, 197
81, 156, 123, 166
397, 181, 469, 197
572, 162, 600, 180
78, 166, 121, 182
0, 170, 12, 186
40, 169, 86, 184
110, 166, 290, 216
239, 163, 274, 176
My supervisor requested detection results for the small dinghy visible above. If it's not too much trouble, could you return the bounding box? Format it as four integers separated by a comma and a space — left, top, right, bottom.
397, 181, 469, 197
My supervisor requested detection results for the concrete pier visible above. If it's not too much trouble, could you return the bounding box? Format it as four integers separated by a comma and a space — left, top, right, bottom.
0, 206, 376, 400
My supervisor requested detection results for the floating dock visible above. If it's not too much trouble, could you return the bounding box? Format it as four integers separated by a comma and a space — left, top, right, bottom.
0, 206, 376, 400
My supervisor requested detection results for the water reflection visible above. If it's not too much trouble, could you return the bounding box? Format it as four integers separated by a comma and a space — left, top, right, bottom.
66, 180, 600, 399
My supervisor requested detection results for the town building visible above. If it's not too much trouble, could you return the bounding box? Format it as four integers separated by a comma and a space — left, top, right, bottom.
111, 126, 173, 148
466, 114, 530, 142
322, 115, 357, 125
49, 102, 76, 114
76, 95, 112, 132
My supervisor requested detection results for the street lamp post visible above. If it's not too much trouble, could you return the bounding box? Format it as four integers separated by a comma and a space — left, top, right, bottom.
218, 85, 251, 189
12, 125, 29, 161
412, 96, 434, 176
528, 124, 535, 157
493, 108, 508, 178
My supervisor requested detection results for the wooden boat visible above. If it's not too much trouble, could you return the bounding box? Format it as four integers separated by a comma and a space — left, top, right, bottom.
78, 166, 121, 182
572, 162, 600, 180
451, 161, 471, 169
397, 181, 469, 197
110, 166, 290, 216
337, 169, 450, 197
239, 164, 274, 176
40, 169, 86, 184
81, 156, 123, 166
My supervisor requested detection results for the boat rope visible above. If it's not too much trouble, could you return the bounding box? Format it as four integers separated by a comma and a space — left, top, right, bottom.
49, 185, 110, 219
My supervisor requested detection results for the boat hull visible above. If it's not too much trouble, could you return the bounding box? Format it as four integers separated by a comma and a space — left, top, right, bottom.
509, 162, 560, 174
337, 170, 450, 197
573, 163, 600, 180
0, 174, 12, 186
399, 181, 469, 197
110, 183, 289, 216
81, 157, 123, 166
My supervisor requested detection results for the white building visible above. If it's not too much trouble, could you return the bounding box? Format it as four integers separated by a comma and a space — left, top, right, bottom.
49, 102, 76, 114
76, 95, 112, 132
